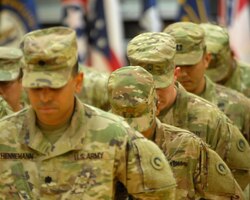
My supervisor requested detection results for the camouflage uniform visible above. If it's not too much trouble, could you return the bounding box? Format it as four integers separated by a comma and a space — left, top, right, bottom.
0, 27, 177, 199
0, 96, 13, 118
77, 64, 110, 111
201, 75, 250, 143
0, 46, 26, 117
108, 65, 244, 199
200, 23, 250, 98
164, 22, 250, 144
127, 31, 250, 191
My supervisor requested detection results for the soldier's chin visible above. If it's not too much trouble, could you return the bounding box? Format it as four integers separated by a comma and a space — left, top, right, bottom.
180, 81, 191, 88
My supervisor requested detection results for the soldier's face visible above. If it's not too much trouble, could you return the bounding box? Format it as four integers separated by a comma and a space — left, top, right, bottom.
176, 53, 209, 95
0, 79, 23, 111
156, 84, 176, 112
27, 72, 83, 126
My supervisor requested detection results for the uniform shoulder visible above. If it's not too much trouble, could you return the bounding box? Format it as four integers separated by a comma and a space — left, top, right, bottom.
83, 103, 144, 139
237, 60, 250, 69
83, 103, 124, 123
0, 107, 28, 140
0, 107, 28, 124
161, 122, 207, 148
186, 90, 229, 116
215, 83, 247, 99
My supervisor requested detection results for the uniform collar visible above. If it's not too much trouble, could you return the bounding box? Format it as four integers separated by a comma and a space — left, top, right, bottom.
19, 97, 88, 160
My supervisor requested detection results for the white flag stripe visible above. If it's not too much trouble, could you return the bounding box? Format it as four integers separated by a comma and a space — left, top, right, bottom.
139, 7, 163, 32
104, 0, 125, 65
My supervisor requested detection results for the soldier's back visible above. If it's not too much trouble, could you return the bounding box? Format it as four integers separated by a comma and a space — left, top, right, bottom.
155, 119, 244, 199
158, 82, 250, 190
201, 75, 250, 143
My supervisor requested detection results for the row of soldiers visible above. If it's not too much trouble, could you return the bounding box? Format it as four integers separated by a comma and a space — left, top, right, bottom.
0, 21, 250, 199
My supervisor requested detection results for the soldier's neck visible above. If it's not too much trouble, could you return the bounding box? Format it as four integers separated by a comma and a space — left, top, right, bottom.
142, 120, 157, 140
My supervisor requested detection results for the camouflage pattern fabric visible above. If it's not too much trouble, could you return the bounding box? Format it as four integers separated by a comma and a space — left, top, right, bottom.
0, 90, 29, 119
200, 23, 232, 83
0, 96, 13, 119
127, 32, 176, 89
77, 65, 110, 111
200, 75, 250, 143
108, 66, 244, 199
158, 82, 250, 190
127, 30, 250, 191
223, 60, 250, 98
163, 22, 206, 66
20, 26, 78, 88
0, 47, 23, 81
200, 23, 250, 98
155, 118, 244, 200
0, 98, 176, 199
108, 66, 157, 133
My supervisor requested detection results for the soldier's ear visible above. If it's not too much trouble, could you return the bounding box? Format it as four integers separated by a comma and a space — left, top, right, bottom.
204, 53, 211, 69
155, 99, 160, 116
74, 72, 83, 93
174, 66, 181, 81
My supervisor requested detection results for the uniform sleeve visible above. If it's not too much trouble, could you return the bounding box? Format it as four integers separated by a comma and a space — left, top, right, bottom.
121, 130, 176, 199
162, 130, 244, 199
196, 145, 245, 199
226, 122, 250, 190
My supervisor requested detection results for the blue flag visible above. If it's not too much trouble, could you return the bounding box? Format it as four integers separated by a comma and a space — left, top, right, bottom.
139, 0, 162, 32
0, 0, 39, 46
176, 0, 211, 23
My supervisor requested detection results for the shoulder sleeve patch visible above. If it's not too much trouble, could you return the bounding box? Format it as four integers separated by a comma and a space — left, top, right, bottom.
128, 137, 176, 192
237, 139, 246, 152
216, 162, 228, 175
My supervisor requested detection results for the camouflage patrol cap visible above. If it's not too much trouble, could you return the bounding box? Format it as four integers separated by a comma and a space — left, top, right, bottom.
164, 22, 205, 65
0, 47, 22, 81
127, 32, 176, 89
200, 23, 231, 82
20, 26, 78, 88
108, 66, 157, 132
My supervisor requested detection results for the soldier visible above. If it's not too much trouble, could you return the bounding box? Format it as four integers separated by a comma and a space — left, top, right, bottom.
77, 64, 110, 111
108, 65, 244, 199
0, 27, 177, 199
127, 31, 250, 191
201, 23, 250, 98
0, 47, 28, 116
163, 21, 250, 143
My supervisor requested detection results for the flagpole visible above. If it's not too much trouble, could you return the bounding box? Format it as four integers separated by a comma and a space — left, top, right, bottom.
196, 0, 208, 22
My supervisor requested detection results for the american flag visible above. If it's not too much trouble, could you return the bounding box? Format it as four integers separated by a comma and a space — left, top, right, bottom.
62, 0, 125, 72
218, 0, 250, 63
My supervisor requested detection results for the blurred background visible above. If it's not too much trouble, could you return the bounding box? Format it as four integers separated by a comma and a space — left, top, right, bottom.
0, 0, 249, 72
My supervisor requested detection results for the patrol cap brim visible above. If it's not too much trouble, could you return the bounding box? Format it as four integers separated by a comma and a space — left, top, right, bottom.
0, 67, 19, 81
205, 63, 228, 83
128, 61, 175, 89
112, 102, 156, 133
154, 72, 174, 89
175, 50, 203, 66
22, 67, 71, 88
